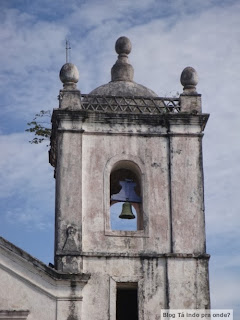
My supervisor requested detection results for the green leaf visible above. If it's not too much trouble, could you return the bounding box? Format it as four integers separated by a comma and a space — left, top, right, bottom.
25, 110, 52, 145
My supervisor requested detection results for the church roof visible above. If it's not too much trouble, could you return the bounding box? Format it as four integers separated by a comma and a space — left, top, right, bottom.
0, 236, 90, 281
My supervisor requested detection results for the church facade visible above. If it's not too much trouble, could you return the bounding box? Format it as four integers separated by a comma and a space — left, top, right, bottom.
0, 37, 210, 320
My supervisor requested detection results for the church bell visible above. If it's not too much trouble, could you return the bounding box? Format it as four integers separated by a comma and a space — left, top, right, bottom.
119, 201, 135, 219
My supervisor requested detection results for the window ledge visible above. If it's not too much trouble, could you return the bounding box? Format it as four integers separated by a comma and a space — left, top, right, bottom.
105, 229, 149, 238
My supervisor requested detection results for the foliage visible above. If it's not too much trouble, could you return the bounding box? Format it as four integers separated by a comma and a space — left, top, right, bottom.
25, 93, 180, 145
25, 110, 52, 145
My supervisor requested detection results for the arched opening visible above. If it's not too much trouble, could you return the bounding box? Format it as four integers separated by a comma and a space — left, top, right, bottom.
110, 161, 143, 231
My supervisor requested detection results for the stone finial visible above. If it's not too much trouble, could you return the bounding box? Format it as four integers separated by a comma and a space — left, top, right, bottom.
180, 67, 201, 113
180, 66, 198, 94
59, 63, 79, 90
115, 36, 132, 55
111, 36, 134, 82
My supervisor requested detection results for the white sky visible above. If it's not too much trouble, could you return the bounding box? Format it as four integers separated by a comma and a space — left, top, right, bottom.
0, 0, 239, 315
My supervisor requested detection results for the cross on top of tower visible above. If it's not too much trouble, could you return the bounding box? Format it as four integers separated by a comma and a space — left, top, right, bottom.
65, 40, 71, 63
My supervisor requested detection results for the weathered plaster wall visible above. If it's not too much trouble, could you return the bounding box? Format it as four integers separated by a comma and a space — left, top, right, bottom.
53, 112, 207, 258
51, 108, 210, 316
80, 255, 209, 320
81, 256, 166, 320
81, 133, 170, 254
167, 257, 210, 309
170, 135, 206, 254
0, 268, 55, 320
55, 130, 83, 271
0, 238, 89, 320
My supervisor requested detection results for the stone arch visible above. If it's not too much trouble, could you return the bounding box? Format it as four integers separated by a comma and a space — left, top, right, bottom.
104, 154, 147, 233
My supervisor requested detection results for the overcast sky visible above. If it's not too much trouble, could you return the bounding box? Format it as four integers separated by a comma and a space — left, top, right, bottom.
0, 0, 239, 315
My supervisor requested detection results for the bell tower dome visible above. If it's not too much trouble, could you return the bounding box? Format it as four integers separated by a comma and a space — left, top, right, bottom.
89, 36, 158, 97
49, 36, 210, 319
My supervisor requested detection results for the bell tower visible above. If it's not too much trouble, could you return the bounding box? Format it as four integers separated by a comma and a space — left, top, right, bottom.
49, 36, 210, 319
